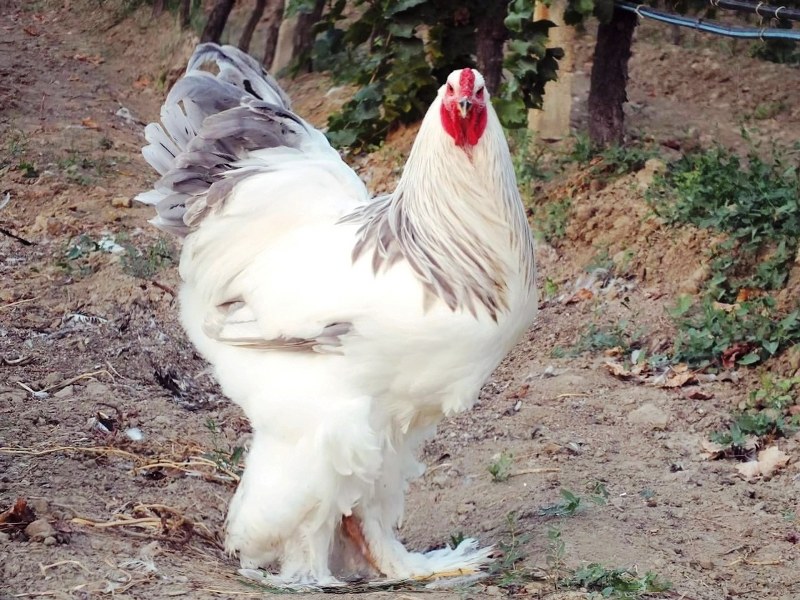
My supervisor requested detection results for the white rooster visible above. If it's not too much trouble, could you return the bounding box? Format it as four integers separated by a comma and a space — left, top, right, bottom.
137, 44, 537, 586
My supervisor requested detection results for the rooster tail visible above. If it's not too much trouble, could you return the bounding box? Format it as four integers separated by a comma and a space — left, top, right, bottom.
136, 44, 309, 236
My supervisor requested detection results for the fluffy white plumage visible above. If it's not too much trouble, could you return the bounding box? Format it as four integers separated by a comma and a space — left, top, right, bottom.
137, 44, 537, 586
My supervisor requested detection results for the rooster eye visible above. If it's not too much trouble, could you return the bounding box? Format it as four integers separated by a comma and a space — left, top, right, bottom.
476, 87, 484, 99
446, 83, 454, 94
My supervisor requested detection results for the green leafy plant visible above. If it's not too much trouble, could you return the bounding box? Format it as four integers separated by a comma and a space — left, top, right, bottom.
537, 489, 583, 518
19, 161, 39, 179
711, 375, 800, 451
510, 129, 552, 193
120, 237, 176, 279
58, 149, 116, 186
494, 0, 563, 128
312, 0, 562, 150
546, 525, 567, 587
649, 144, 800, 301
538, 486, 608, 518
543, 277, 559, 300
57, 234, 104, 277
488, 450, 514, 482
203, 418, 245, 478
564, 563, 671, 598
567, 136, 656, 179
489, 511, 534, 587
671, 296, 800, 368
532, 198, 572, 244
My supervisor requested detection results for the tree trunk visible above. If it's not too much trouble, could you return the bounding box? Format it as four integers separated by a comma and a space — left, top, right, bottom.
475, 2, 508, 95
239, 0, 267, 52
262, 0, 285, 70
201, 0, 236, 44
292, 0, 324, 73
180, 0, 192, 29
587, 8, 637, 148
152, 0, 165, 17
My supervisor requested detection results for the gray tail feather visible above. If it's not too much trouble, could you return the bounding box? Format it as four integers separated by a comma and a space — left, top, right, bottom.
136, 43, 307, 236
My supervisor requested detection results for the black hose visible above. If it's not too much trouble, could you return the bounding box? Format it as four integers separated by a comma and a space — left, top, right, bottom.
615, 0, 800, 39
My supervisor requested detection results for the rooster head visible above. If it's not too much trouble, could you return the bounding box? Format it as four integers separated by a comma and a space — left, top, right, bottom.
439, 68, 488, 149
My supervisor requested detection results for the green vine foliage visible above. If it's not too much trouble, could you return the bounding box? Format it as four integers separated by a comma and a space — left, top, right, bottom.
307, 0, 563, 151
563, 0, 615, 25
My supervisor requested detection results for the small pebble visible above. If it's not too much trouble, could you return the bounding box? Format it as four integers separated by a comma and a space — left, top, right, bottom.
125, 427, 144, 441
53, 385, 74, 398
25, 518, 55, 540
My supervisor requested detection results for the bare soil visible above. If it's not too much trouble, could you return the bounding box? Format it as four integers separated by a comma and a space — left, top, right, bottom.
2, 3, 800, 599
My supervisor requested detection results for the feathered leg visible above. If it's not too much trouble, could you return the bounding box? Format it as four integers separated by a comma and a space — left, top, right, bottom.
354, 426, 493, 580
225, 430, 340, 584
225, 395, 384, 585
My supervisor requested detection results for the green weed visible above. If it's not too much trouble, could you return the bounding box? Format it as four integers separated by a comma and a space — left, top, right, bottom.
543, 277, 559, 300
569, 136, 656, 178
711, 375, 800, 452
58, 150, 115, 186
554, 318, 643, 360
585, 247, 615, 273
649, 144, 800, 301
57, 234, 104, 277
510, 129, 553, 191
489, 512, 534, 587
751, 101, 786, 121
488, 451, 514, 483
18, 161, 39, 179
545, 525, 567, 587
120, 237, 176, 279
564, 563, 671, 598
671, 295, 800, 368
537, 487, 606, 519
533, 198, 571, 244
203, 418, 245, 479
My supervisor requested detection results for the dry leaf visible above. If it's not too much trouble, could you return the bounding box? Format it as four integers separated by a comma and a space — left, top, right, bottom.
685, 388, 714, 400
672, 363, 689, 374
712, 301, 739, 313
736, 461, 762, 480
661, 369, 697, 388
721, 342, 755, 369
604, 361, 632, 379
789, 405, 800, 416
566, 288, 594, 304
74, 53, 104, 65
23, 26, 41, 36
604, 346, 623, 358
756, 446, 790, 477
735, 288, 761, 303
507, 384, 530, 399
700, 439, 726, 460
736, 446, 790, 480
81, 117, 100, 130
133, 75, 150, 90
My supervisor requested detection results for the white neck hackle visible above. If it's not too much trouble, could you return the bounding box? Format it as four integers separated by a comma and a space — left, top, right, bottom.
347, 86, 536, 320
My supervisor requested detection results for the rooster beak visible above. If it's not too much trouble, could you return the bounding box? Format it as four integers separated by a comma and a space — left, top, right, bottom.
458, 97, 472, 118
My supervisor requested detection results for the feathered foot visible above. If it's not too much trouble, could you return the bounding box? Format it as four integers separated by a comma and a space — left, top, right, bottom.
357, 516, 494, 581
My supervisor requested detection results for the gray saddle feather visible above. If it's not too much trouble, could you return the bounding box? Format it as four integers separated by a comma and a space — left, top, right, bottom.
136, 44, 309, 236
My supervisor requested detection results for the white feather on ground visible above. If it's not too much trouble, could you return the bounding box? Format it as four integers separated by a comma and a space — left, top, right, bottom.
137, 43, 537, 586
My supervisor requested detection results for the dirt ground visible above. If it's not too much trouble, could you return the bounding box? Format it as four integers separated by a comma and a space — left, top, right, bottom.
2, 2, 800, 599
